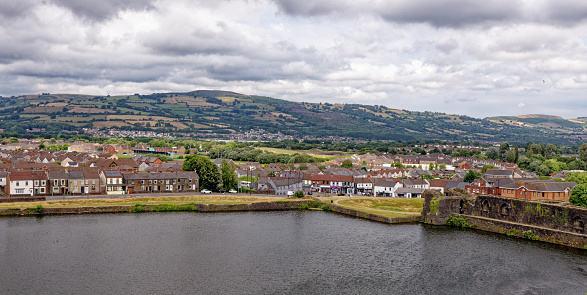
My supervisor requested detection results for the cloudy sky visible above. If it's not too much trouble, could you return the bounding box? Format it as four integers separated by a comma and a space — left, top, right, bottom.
1, 0, 587, 118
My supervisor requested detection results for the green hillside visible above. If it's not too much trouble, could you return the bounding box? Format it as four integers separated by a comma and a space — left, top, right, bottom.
0, 91, 585, 144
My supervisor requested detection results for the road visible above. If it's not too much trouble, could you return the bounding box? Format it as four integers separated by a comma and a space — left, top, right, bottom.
46, 192, 283, 201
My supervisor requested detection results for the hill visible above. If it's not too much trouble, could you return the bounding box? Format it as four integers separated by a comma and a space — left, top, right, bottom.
0, 91, 585, 144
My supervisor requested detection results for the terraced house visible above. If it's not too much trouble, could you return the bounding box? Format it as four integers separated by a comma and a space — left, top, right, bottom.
123, 172, 199, 194
6, 170, 48, 196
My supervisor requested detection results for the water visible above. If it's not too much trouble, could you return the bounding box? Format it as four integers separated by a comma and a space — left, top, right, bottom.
0, 211, 586, 295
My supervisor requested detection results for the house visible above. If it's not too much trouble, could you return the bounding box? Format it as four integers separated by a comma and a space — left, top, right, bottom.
48, 170, 68, 195
483, 169, 515, 179
428, 179, 449, 194
355, 178, 374, 196
373, 180, 402, 197
100, 170, 125, 195
403, 179, 430, 189
500, 180, 576, 201
394, 187, 425, 198
0, 171, 7, 186
123, 172, 199, 194
310, 174, 355, 194
6, 170, 48, 196
68, 171, 86, 194
267, 178, 303, 195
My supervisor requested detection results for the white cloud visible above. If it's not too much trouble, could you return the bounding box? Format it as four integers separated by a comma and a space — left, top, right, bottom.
0, 0, 586, 118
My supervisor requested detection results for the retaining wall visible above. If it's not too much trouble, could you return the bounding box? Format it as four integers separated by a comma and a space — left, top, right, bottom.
422, 190, 587, 249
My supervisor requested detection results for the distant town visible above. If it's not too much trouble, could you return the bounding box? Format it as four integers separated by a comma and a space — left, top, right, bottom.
1, 136, 585, 207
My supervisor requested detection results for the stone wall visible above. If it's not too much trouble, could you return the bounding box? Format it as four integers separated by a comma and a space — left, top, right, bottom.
322, 203, 421, 224
0, 200, 313, 217
422, 190, 587, 248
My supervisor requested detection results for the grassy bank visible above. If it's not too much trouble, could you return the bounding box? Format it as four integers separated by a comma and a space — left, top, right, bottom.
0, 195, 287, 210
317, 197, 424, 218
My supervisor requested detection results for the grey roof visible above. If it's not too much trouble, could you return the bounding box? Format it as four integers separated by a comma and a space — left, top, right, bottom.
395, 188, 425, 194
103, 170, 123, 178
445, 182, 468, 190
47, 170, 67, 179
68, 171, 84, 179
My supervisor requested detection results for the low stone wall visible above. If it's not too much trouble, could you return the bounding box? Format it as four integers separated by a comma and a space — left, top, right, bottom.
322, 203, 421, 224
0, 200, 314, 217
422, 190, 587, 249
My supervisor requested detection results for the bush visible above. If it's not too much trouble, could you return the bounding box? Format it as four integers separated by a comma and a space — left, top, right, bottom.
445, 215, 470, 228
292, 190, 304, 198
570, 184, 587, 207
522, 230, 540, 241
35, 204, 44, 213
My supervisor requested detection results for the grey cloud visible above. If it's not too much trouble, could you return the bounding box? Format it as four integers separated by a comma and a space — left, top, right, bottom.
541, 1, 587, 25
273, 0, 348, 16
0, 0, 36, 19
378, 1, 520, 28
51, 0, 156, 21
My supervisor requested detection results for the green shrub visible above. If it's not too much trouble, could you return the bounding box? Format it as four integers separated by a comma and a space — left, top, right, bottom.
298, 204, 309, 210
274, 200, 289, 203
131, 204, 146, 212
35, 204, 44, 213
292, 190, 305, 198
320, 205, 332, 212
445, 215, 470, 228
522, 230, 540, 241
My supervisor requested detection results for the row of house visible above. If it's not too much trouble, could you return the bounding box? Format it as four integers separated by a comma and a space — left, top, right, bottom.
4, 169, 199, 196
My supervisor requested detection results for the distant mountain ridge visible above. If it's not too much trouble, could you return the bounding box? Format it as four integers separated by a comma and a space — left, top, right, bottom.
0, 90, 585, 145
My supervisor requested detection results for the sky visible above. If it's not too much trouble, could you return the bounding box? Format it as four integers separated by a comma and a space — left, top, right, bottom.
1, 0, 587, 118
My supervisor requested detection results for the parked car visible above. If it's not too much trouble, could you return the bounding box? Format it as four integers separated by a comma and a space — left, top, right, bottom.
219, 189, 225, 193
228, 189, 237, 193
201, 189, 212, 194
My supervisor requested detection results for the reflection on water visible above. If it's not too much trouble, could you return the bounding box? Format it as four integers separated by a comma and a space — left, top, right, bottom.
0, 211, 586, 294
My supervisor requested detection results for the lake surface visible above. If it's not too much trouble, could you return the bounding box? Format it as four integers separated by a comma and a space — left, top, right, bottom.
1, 211, 586, 295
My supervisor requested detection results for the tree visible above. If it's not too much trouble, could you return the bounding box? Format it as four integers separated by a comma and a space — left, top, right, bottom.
341, 159, 353, 169
182, 155, 220, 191
464, 170, 482, 183
570, 184, 587, 207
481, 164, 496, 173
545, 144, 558, 159
580, 143, 587, 162
485, 147, 499, 160
499, 143, 509, 161
566, 172, 587, 185
220, 159, 238, 191
505, 150, 516, 163
568, 159, 586, 170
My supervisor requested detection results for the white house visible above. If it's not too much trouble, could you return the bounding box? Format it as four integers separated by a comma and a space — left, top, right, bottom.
373, 180, 402, 197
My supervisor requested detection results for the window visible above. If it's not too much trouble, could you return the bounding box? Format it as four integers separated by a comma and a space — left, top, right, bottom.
54, 180, 58, 185
34, 180, 39, 186
25, 181, 29, 186
149, 180, 152, 184
40, 188, 45, 193
41, 180, 46, 186
53, 187, 59, 193
74, 180, 78, 185
16, 181, 20, 187
16, 189, 24, 194
61, 180, 65, 185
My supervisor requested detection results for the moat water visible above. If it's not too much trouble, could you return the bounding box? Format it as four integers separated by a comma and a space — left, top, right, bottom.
1, 211, 586, 294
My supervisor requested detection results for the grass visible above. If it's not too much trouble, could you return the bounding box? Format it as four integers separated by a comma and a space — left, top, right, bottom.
0, 195, 288, 210
318, 197, 424, 218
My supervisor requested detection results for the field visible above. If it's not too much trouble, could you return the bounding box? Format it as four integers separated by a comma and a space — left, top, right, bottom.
317, 197, 424, 218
